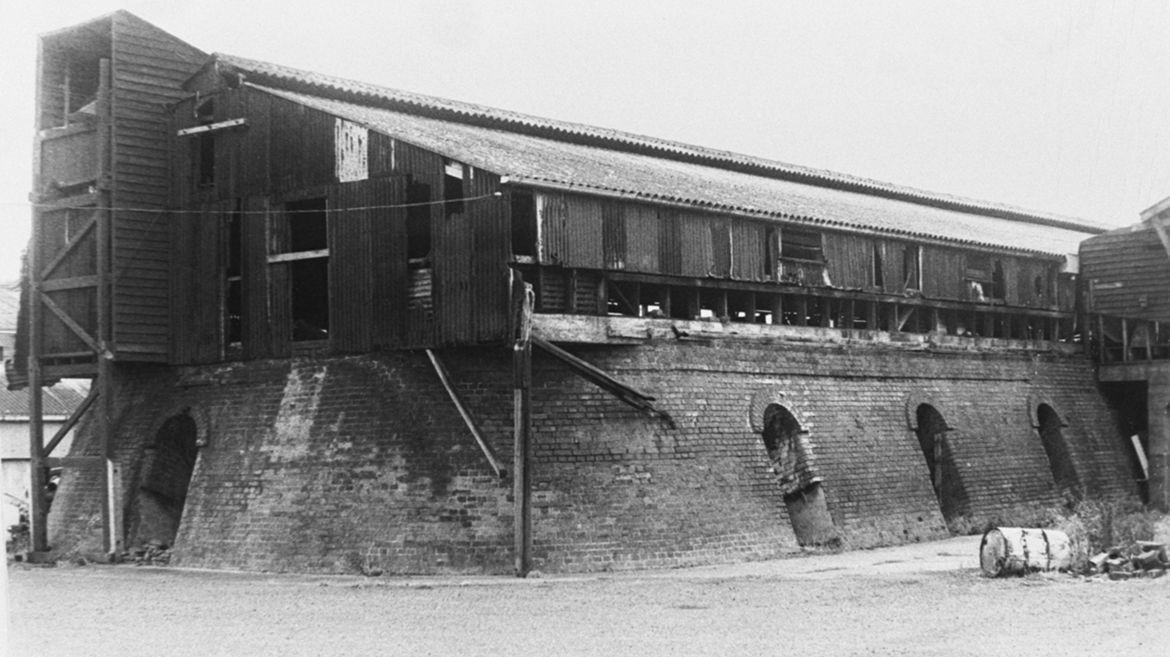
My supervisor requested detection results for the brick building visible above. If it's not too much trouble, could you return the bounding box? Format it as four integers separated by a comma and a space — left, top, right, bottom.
18, 11, 1142, 574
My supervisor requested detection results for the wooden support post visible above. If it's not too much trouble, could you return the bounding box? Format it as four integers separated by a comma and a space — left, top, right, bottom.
1122, 318, 1130, 363
27, 195, 48, 556
771, 293, 783, 325
1098, 314, 1106, 362
96, 58, 120, 559
660, 285, 671, 318
512, 279, 534, 577
566, 270, 578, 314
1148, 370, 1170, 512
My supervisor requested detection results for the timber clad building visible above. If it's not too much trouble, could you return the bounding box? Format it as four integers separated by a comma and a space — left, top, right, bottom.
16, 11, 1159, 574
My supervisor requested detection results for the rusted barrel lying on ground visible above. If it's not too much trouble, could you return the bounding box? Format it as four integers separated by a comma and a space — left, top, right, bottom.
980, 527, 1072, 577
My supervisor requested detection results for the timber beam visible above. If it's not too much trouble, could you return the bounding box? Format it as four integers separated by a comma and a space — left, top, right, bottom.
532, 335, 676, 428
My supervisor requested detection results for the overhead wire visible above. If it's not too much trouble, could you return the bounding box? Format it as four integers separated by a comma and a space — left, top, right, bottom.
7, 190, 503, 216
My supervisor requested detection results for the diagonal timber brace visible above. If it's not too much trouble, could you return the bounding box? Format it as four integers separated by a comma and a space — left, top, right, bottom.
425, 349, 507, 478
531, 336, 676, 428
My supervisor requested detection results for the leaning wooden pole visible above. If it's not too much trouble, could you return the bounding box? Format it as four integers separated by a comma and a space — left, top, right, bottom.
512, 277, 535, 577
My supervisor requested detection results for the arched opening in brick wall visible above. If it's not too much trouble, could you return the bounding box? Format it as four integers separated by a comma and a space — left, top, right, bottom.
914, 404, 966, 524
1036, 404, 1080, 499
130, 413, 199, 548
761, 404, 838, 546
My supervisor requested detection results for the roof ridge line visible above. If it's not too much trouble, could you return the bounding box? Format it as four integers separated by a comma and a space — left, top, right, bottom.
213, 53, 1106, 235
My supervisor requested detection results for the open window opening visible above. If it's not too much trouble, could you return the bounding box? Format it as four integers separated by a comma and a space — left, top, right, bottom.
224, 201, 243, 348
1036, 404, 1080, 499
195, 98, 216, 188
270, 198, 329, 341
444, 160, 465, 216
781, 228, 823, 262
872, 242, 884, 289
606, 281, 641, 317
511, 191, 537, 260
41, 38, 107, 129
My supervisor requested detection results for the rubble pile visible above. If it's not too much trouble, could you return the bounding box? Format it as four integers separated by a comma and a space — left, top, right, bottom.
1084, 541, 1167, 580
128, 540, 172, 566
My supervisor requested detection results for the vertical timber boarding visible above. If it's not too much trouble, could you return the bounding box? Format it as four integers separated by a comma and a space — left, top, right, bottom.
26, 13, 205, 557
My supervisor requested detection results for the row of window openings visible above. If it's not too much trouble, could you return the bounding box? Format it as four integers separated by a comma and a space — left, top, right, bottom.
600, 282, 1064, 340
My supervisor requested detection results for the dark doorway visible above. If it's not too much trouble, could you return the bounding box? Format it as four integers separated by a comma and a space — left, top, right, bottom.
915, 404, 965, 524
1101, 381, 1150, 503
762, 404, 839, 546
1037, 404, 1080, 499
133, 413, 199, 547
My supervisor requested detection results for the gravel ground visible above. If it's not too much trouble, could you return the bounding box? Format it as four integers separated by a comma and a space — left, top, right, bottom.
6, 536, 1170, 657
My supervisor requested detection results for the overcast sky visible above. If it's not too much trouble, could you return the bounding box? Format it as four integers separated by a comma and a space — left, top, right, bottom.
3, 1, 1170, 281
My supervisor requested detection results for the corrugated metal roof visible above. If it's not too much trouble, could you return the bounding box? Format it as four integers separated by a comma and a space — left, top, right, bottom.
257, 86, 1094, 257
213, 54, 1106, 236
0, 376, 87, 420
0, 281, 19, 333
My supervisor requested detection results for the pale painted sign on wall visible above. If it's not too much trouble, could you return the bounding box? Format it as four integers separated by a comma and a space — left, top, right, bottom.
334, 119, 369, 183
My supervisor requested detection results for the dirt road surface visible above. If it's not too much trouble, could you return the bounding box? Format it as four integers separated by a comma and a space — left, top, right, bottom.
6, 535, 1169, 656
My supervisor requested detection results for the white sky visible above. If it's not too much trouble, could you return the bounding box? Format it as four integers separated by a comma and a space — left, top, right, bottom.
2, 1, 1170, 281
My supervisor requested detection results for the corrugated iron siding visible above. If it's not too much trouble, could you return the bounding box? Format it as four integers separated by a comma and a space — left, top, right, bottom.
823, 232, 871, 290
730, 221, 766, 281
922, 246, 963, 300
110, 12, 206, 360
1081, 226, 1170, 321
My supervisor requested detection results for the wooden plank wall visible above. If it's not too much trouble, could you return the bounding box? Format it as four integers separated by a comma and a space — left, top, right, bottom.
37, 208, 98, 355
170, 87, 511, 360
170, 203, 225, 364
530, 192, 1067, 311
1081, 226, 1170, 321
110, 13, 206, 360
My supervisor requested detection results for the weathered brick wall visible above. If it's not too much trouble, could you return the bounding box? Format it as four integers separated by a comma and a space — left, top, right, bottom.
48, 339, 1138, 573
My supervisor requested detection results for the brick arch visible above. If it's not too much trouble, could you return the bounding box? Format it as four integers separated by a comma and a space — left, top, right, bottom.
748, 387, 815, 434
903, 391, 953, 430
146, 405, 212, 449
1027, 393, 1069, 429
